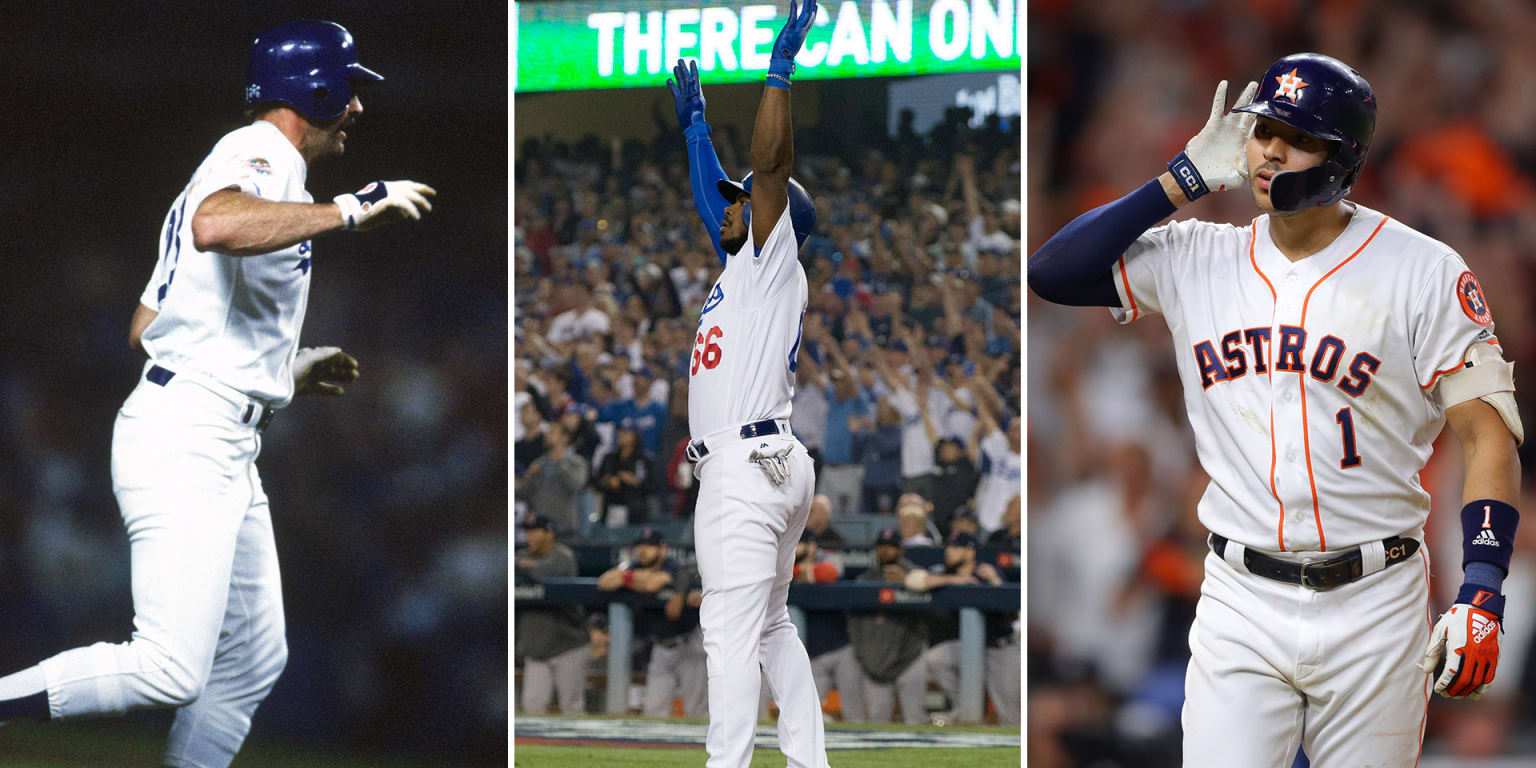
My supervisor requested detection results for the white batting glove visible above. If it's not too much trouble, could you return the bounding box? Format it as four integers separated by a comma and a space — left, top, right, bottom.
748, 444, 794, 486
334, 180, 436, 231
1420, 602, 1502, 700
1167, 80, 1258, 201
293, 346, 360, 396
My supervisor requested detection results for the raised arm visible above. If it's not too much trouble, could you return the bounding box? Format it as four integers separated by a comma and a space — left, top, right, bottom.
669, 59, 731, 264
748, 0, 817, 247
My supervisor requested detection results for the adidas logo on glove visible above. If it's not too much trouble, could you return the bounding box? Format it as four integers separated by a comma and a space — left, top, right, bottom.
1472, 613, 1496, 644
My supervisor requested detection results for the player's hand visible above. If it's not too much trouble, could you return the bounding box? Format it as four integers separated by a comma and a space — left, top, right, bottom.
1171, 80, 1258, 199
1421, 602, 1502, 699
664, 593, 685, 621
293, 346, 359, 396
668, 58, 706, 127
334, 180, 436, 231
749, 444, 795, 486
881, 564, 906, 582
771, 0, 818, 66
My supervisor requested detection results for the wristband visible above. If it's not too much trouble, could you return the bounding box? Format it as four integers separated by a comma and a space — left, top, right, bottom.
622, 569, 635, 588
1166, 152, 1209, 201
1461, 499, 1519, 575
767, 58, 794, 89
1454, 582, 1507, 619
766, 73, 791, 90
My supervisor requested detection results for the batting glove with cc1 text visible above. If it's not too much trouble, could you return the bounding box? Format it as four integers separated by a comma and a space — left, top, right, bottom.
1167, 80, 1258, 202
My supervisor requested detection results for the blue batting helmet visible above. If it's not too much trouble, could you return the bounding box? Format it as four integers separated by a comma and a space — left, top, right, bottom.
246, 20, 383, 121
1233, 53, 1375, 211
717, 173, 817, 248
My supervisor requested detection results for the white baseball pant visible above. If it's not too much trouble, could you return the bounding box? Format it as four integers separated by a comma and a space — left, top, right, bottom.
857, 655, 927, 725
520, 644, 590, 715
809, 644, 863, 721
36, 370, 287, 768
643, 630, 708, 718
693, 431, 828, 768
1183, 547, 1431, 767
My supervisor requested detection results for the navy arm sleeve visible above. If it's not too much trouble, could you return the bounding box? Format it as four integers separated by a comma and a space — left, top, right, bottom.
685, 121, 731, 265
1027, 179, 1177, 307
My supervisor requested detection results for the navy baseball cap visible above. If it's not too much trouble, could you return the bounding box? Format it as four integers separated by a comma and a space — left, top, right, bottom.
634, 527, 665, 546
875, 527, 902, 546
527, 515, 555, 532
799, 528, 817, 543
948, 531, 978, 549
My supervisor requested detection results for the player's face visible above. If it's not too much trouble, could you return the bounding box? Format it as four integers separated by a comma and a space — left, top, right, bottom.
306, 95, 364, 160
944, 545, 972, 569
1246, 117, 1334, 215
526, 528, 553, 554
720, 193, 750, 253
875, 543, 901, 564
634, 543, 663, 568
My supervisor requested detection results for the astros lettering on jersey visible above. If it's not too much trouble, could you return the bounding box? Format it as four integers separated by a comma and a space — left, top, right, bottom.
138, 120, 313, 406
1111, 204, 1495, 552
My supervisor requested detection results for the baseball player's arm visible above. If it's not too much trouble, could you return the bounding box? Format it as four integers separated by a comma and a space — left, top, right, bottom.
630, 569, 674, 595
128, 303, 157, 353
191, 189, 347, 256
747, 0, 816, 247
596, 567, 628, 591
669, 59, 731, 265
1421, 397, 1522, 699
1028, 80, 1255, 307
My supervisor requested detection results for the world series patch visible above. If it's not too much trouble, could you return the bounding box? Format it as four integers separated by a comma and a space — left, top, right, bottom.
1457, 270, 1493, 326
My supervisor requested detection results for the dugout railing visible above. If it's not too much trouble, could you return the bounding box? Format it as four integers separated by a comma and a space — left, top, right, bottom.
514, 578, 1020, 723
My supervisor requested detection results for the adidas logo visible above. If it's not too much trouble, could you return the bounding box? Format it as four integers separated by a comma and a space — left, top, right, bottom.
1473, 529, 1500, 547
1471, 613, 1496, 644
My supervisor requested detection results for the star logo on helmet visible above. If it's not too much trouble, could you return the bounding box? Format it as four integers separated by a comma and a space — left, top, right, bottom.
1274, 68, 1308, 102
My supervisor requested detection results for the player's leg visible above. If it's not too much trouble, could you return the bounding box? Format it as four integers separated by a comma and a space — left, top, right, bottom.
18, 403, 251, 721
679, 631, 709, 718
552, 643, 590, 715
694, 459, 782, 767
521, 657, 555, 715
859, 673, 894, 723
1299, 552, 1431, 768
809, 651, 835, 708
757, 445, 827, 767
163, 478, 288, 768
1183, 552, 1307, 767
895, 655, 927, 725
985, 640, 1021, 726
642, 645, 678, 718
924, 639, 961, 706
832, 645, 864, 722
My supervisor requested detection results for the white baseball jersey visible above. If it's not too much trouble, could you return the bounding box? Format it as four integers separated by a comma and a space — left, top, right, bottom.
974, 429, 1022, 533
687, 205, 807, 439
138, 120, 313, 407
1112, 203, 1495, 552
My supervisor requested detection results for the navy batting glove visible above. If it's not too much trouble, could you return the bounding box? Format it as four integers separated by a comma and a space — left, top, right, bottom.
768, 0, 817, 84
668, 58, 706, 127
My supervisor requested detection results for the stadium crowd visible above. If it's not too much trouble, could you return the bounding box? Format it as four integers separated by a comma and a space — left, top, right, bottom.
513, 104, 1023, 724
1028, 2, 1536, 766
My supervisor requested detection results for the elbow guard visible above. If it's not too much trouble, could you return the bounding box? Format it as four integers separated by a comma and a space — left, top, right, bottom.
1435, 341, 1523, 445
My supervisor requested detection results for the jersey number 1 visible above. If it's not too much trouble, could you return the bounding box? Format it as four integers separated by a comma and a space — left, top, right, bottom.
1336, 407, 1362, 469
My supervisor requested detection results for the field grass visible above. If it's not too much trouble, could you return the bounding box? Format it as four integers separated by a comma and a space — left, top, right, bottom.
512, 745, 1021, 767
0, 720, 476, 768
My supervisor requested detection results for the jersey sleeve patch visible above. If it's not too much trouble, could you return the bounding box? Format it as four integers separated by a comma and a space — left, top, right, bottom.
1457, 270, 1494, 326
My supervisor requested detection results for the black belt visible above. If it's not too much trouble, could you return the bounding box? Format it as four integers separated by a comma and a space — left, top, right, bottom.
1211, 533, 1419, 590
146, 365, 276, 432
687, 419, 784, 461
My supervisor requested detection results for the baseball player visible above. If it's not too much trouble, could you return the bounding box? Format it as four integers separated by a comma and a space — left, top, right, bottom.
516, 515, 591, 716
0, 20, 433, 768
667, 1, 828, 765
1030, 52, 1521, 765
597, 528, 708, 719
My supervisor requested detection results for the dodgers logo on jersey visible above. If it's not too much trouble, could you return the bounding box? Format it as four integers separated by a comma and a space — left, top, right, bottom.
700, 283, 725, 318
1274, 68, 1308, 101
1457, 270, 1493, 326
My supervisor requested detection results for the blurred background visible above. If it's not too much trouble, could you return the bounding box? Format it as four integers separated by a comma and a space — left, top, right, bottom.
513, 0, 1023, 744
1028, 1, 1536, 766
0, 2, 506, 764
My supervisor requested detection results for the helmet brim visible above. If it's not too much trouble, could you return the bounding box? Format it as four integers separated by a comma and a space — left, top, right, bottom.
717, 179, 748, 205
1233, 101, 1344, 143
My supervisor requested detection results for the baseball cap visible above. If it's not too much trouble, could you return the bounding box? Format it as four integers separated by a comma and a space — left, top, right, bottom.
948, 531, 978, 549
799, 528, 817, 543
875, 527, 901, 546
527, 515, 556, 532
634, 527, 665, 546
